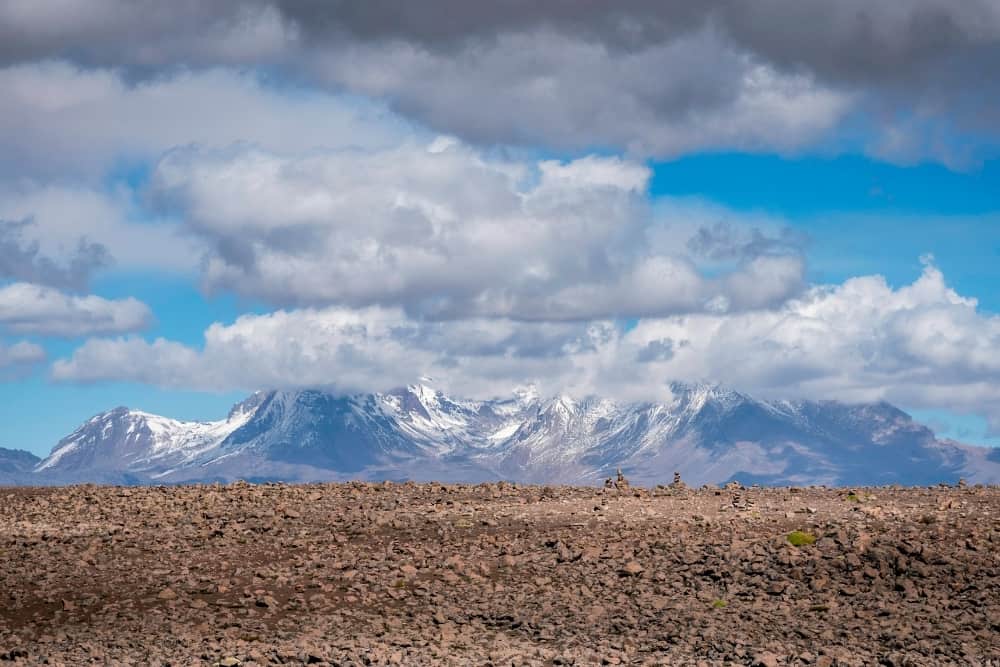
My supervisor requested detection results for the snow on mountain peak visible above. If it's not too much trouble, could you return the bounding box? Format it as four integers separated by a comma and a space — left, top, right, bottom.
36, 402, 259, 474
407, 382, 440, 407
27, 383, 1000, 487
228, 390, 272, 421
513, 384, 540, 404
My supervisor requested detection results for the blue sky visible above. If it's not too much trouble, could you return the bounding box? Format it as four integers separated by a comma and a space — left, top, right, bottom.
2, 2, 1000, 457
654, 154, 1000, 304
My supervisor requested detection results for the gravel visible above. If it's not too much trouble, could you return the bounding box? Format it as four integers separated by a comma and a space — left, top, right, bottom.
1, 481, 998, 665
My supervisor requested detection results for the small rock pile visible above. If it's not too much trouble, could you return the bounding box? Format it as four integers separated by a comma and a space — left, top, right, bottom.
670, 471, 688, 491
604, 467, 630, 491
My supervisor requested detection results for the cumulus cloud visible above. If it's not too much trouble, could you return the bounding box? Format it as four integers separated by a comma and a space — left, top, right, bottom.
52, 261, 1000, 425
627, 261, 1000, 422
148, 140, 804, 319
0, 282, 151, 336
2, 1, 998, 162
52, 306, 607, 398
0, 218, 110, 290
0, 340, 45, 378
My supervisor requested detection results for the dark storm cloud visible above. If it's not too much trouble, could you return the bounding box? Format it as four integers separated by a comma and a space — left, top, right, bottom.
276, 1, 708, 50
1, 0, 997, 159
288, 0, 1000, 159
7, 1, 992, 85
0, 219, 111, 290
0, 1, 285, 70
280, 0, 1000, 77
715, 2, 997, 85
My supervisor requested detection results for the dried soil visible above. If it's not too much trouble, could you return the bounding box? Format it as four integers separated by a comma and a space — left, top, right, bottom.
1, 482, 998, 665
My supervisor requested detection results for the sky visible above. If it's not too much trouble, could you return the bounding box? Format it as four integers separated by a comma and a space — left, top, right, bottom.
2, 1, 1000, 456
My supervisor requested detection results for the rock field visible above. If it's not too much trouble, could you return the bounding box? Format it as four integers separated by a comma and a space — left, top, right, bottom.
1, 480, 998, 665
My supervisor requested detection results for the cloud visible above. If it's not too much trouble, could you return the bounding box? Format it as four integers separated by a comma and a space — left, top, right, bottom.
7, 1, 995, 73
307, 28, 852, 157
51, 306, 605, 398
0, 61, 414, 181
0, 1, 294, 70
0, 183, 200, 276
0, 340, 45, 378
0, 218, 111, 289
635, 338, 680, 363
626, 260, 1000, 423
148, 140, 804, 319
687, 221, 806, 263
2, 2, 998, 162
52, 261, 1000, 426
0, 282, 152, 336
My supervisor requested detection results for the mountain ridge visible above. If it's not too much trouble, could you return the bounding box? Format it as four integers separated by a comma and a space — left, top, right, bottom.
16, 383, 1000, 487
0, 447, 41, 485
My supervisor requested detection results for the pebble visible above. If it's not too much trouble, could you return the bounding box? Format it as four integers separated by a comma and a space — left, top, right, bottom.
0, 483, 995, 663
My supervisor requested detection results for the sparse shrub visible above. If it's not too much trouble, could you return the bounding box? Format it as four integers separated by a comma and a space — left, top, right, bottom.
787, 530, 816, 547
712, 599, 727, 609
919, 513, 937, 525
846, 493, 860, 503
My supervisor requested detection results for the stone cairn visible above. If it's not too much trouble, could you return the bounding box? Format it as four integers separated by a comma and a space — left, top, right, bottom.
731, 491, 750, 511
604, 468, 630, 492
722, 481, 754, 511
668, 471, 688, 494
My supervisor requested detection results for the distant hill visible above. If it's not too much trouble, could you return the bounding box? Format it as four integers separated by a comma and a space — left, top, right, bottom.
0, 447, 41, 485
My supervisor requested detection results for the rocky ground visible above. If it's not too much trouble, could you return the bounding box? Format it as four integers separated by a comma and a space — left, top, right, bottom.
0, 480, 998, 666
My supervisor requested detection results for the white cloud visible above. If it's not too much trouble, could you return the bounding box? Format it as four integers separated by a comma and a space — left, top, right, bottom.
0, 184, 199, 275
0, 61, 425, 280
52, 262, 1000, 427
0, 340, 45, 376
0, 61, 415, 181
0, 282, 151, 336
626, 261, 1000, 423
149, 140, 804, 318
51, 306, 604, 397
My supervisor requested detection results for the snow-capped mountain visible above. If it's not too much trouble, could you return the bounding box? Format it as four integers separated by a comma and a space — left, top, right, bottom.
24, 383, 1000, 486
32, 400, 259, 484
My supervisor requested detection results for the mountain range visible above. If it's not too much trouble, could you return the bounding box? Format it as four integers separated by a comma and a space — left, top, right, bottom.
5, 383, 1000, 487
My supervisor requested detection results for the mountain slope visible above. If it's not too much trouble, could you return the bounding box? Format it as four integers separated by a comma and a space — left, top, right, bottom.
0, 447, 41, 485
34, 402, 258, 484
29, 383, 1000, 486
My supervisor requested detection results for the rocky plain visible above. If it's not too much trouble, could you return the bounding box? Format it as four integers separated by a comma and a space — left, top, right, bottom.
0, 479, 998, 666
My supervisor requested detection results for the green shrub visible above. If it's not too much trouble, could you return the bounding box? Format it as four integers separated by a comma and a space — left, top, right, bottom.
787, 530, 817, 547
711, 599, 727, 609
